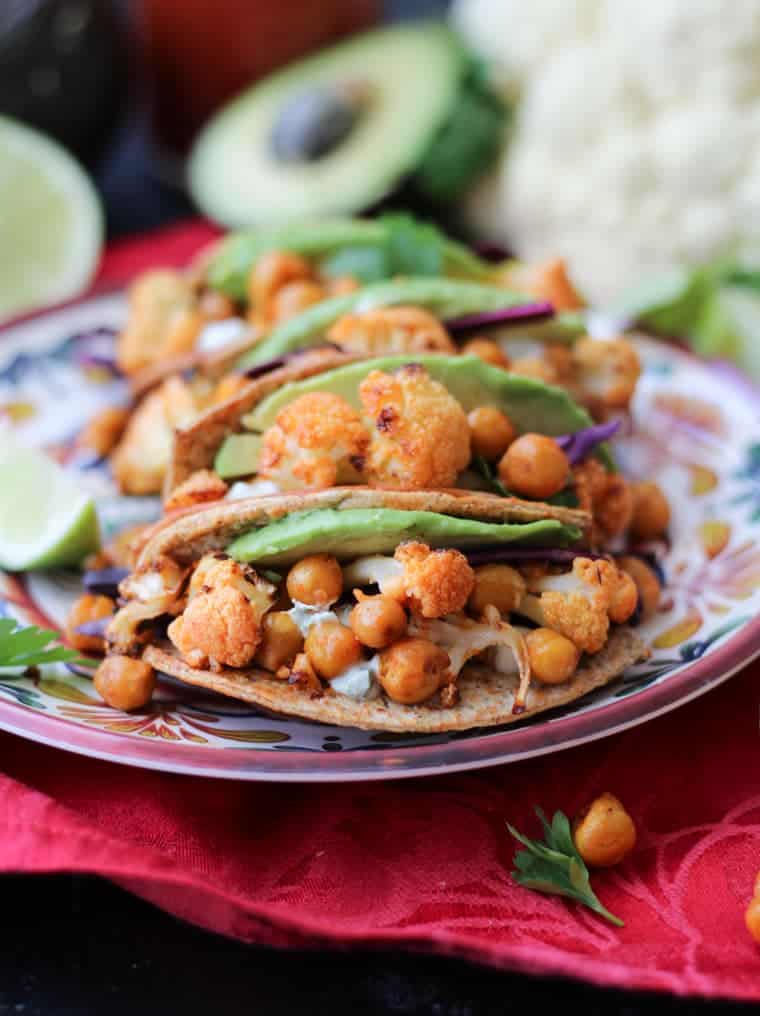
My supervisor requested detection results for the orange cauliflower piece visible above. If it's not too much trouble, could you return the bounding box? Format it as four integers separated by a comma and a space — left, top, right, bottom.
163, 469, 228, 512
607, 567, 639, 624
168, 585, 261, 669
327, 307, 456, 356
519, 557, 613, 654
572, 337, 641, 411
258, 391, 369, 491
117, 270, 195, 374
574, 460, 633, 541
359, 365, 471, 489
394, 542, 475, 618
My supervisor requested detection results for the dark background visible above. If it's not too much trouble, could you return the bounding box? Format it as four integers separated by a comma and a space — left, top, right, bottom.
1, 2, 754, 1012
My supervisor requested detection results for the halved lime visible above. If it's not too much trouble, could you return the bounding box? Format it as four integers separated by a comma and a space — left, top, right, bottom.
0, 116, 103, 322
0, 438, 100, 570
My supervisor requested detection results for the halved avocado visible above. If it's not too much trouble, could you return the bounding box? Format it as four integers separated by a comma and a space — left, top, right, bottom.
189, 23, 495, 227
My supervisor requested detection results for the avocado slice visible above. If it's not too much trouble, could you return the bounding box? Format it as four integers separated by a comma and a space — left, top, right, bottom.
237, 278, 529, 368
207, 214, 491, 301
214, 433, 262, 480
228, 507, 580, 567
189, 24, 475, 228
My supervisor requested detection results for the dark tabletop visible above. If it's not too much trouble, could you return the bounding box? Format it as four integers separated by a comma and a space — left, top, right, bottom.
1, 4, 754, 1012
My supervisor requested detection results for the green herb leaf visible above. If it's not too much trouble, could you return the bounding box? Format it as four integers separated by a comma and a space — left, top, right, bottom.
472, 455, 511, 497
507, 807, 624, 926
0, 618, 83, 670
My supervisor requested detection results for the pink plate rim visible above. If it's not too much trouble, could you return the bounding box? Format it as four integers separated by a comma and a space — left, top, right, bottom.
2, 293, 760, 780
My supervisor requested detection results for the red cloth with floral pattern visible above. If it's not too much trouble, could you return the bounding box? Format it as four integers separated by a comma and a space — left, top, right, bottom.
1, 221, 759, 1000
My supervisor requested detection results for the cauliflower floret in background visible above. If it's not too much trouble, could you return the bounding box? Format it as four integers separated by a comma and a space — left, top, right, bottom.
359, 365, 471, 488
453, 0, 760, 303
327, 307, 456, 356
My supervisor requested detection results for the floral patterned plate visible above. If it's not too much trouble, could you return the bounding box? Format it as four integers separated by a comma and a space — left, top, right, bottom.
2, 294, 760, 781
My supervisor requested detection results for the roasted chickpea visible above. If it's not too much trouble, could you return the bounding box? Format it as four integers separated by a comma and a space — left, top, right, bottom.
94, 655, 155, 711
630, 482, 670, 542
349, 593, 407, 649
271, 280, 325, 322
467, 407, 516, 461
572, 792, 637, 868
619, 554, 662, 610
286, 555, 343, 606
746, 898, 760, 945
468, 564, 526, 617
498, 434, 570, 500
378, 637, 450, 705
65, 594, 115, 653
198, 289, 236, 321
254, 611, 304, 672
462, 337, 510, 369
305, 620, 362, 679
525, 627, 580, 684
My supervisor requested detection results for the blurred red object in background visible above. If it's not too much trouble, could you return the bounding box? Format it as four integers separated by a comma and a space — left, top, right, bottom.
138, 0, 379, 156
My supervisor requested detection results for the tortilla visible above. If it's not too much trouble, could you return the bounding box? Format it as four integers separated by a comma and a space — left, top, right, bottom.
137, 486, 590, 568
164, 347, 357, 494
144, 626, 647, 733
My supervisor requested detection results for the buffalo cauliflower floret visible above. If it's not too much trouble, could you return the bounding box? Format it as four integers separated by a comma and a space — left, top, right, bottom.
572, 337, 641, 412
163, 469, 228, 512
117, 270, 196, 375
107, 555, 188, 656
358, 365, 471, 488
275, 651, 324, 696
327, 307, 456, 356
574, 459, 633, 541
168, 585, 261, 669
503, 257, 585, 310
518, 557, 638, 653
187, 554, 276, 614
394, 542, 475, 618
111, 376, 199, 495
258, 391, 369, 491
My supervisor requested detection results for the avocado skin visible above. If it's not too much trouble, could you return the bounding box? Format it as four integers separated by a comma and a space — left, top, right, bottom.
215, 433, 263, 480
227, 508, 580, 567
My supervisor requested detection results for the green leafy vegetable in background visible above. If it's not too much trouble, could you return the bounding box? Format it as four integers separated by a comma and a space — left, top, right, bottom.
472, 455, 510, 497
0, 618, 82, 670
507, 807, 624, 926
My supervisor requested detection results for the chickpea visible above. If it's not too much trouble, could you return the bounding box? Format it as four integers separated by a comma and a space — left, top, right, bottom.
618, 556, 661, 620
65, 594, 115, 653
572, 792, 637, 868
271, 280, 326, 322
468, 564, 525, 617
79, 407, 130, 457
286, 555, 343, 606
509, 357, 558, 384
378, 637, 450, 705
630, 482, 671, 542
467, 407, 516, 461
198, 289, 236, 321
525, 627, 580, 684
462, 337, 510, 369
305, 621, 362, 679
349, 594, 407, 649
254, 611, 304, 672
94, 655, 156, 711
498, 434, 570, 500
746, 899, 760, 945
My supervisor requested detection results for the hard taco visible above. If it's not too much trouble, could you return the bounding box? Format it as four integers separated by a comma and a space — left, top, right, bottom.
92, 487, 648, 733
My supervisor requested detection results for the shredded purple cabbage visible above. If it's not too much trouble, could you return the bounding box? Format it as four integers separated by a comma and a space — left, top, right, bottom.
243, 357, 288, 379
554, 419, 621, 465
445, 302, 555, 334
472, 241, 510, 262
465, 547, 606, 566
83, 567, 128, 596
75, 618, 110, 638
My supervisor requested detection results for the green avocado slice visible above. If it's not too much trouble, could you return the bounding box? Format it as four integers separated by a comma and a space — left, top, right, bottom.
227, 507, 580, 567
214, 433, 262, 480
237, 278, 529, 367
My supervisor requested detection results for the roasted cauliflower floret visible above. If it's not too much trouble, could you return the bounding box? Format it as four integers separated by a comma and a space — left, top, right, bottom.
518, 557, 638, 653
248, 251, 314, 324
117, 270, 195, 374
574, 460, 633, 541
168, 586, 261, 669
502, 257, 585, 311
394, 542, 475, 618
111, 376, 199, 495
358, 365, 471, 489
163, 469, 228, 512
572, 337, 641, 411
257, 391, 369, 490
186, 554, 276, 613
327, 307, 456, 356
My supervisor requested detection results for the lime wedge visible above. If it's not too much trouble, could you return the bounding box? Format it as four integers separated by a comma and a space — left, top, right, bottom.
0, 438, 100, 570
0, 116, 103, 322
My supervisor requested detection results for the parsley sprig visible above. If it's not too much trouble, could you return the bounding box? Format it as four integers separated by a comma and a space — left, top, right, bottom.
507, 807, 623, 926
0, 618, 83, 670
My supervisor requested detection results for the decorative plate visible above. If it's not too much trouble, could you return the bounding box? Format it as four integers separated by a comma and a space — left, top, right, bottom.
2, 294, 760, 781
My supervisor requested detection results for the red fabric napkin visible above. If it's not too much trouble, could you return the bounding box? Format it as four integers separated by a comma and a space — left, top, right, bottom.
2, 221, 760, 1000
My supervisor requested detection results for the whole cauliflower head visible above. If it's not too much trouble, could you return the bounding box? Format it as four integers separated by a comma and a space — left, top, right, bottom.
258, 391, 369, 490
454, 0, 760, 303
358, 365, 471, 488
